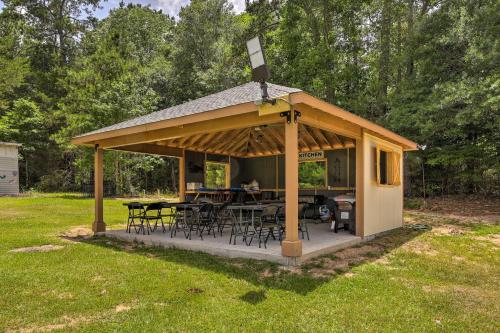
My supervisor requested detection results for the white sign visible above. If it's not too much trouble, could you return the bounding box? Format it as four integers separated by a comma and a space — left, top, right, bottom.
299, 151, 324, 161
341, 212, 349, 220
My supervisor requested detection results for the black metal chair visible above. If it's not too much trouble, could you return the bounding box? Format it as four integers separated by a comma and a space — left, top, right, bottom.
248, 205, 280, 248
214, 201, 232, 236
171, 205, 195, 238
182, 203, 213, 240
139, 202, 163, 235
197, 203, 215, 238
298, 203, 310, 240
159, 202, 176, 232
126, 202, 145, 234
228, 207, 256, 245
276, 203, 310, 241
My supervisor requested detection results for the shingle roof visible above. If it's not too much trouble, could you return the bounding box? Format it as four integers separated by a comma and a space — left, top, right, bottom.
78, 82, 301, 137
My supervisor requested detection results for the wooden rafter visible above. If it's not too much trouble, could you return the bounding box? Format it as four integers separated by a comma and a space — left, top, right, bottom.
309, 126, 331, 149
183, 134, 204, 147
320, 130, 338, 148
225, 129, 251, 153
332, 132, 345, 147
265, 127, 284, 151
300, 124, 320, 150
232, 136, 250, 155
261, 129, 283, 153
194, 131, 222, 149
212, 130, 240, 152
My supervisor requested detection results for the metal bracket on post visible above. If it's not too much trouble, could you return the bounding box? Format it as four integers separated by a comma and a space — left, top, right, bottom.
280, 110, 301, 124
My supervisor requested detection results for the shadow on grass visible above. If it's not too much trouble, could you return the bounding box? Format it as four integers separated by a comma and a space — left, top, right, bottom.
70, 227, 422, 295
240, 290, 267, 305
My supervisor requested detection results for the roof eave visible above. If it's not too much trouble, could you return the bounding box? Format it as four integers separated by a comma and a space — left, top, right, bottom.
289, 91, 418, 151
71, 101, 259, 145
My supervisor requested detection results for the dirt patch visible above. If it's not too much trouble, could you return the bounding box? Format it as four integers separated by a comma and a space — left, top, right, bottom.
9, 302, 139, 333
259, 268, 274, 278
9, 245, 64, 253
401, 240, 438, 256
374, 256, 391, 265
432, 224, 469, 236
412, 195, 500, 218
91, 275, 105, 282
115, 304, 132, 313
56, 292, 74, 300
335, 245, 383, 259
61, 227, 93, 240
301, 244, 387, 278
187, 288, 203, 294
8, 315, 94, 333
474, 235, 500, 247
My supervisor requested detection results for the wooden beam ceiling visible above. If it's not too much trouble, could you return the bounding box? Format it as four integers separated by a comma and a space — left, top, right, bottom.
116, 122, 355, 158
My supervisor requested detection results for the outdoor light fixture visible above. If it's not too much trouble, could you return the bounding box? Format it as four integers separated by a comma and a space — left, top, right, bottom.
246, 36, 274, 104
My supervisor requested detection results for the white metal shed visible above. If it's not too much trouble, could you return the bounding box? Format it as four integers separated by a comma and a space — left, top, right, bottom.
0, 142, 21, 195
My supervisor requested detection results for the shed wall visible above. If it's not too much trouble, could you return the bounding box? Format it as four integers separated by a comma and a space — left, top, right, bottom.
362, 133, 404, 236
0, 145, 20, 195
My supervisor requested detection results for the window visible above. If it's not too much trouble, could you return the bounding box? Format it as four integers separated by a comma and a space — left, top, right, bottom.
376, 147, 401, 186
299, 160, 327, 189
205, 161, 229, 189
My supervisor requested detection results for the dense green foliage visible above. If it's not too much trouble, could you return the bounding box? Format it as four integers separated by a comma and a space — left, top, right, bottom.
299, 160, 327, 188
0, 0, 498, 195
205, 162, 228, 188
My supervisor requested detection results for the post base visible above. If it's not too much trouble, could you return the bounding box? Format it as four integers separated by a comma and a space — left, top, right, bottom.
92, 221, 106, 233
281, 239, 302, 257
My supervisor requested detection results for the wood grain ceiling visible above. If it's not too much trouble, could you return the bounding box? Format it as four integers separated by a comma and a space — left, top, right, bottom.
154, 124, 355, 158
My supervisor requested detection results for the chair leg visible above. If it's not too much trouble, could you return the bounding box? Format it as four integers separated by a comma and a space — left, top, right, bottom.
229, 225, 234, 244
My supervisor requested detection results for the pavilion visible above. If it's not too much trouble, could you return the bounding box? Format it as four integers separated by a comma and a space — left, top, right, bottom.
72, 82, 417, 264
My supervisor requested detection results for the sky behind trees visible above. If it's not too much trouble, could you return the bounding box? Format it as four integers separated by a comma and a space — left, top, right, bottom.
0, 0, 246, 18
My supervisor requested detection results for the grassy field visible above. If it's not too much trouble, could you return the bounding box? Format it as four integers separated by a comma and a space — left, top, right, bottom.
0, 194, 498, 332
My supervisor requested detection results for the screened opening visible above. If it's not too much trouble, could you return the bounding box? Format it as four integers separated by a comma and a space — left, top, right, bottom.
379, 150, 388, 185
376, 147, 401, 186
205, 161, 228, 188
299, 160, 327, 189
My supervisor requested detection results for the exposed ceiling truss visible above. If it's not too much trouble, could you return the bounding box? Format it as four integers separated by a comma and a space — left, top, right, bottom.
153, 124, 355, 158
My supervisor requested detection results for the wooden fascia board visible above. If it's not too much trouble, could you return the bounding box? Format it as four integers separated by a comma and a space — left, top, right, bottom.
290, 92, 418, 150
94, 112, 282, 149
298, 105, 362, 140
71, 102, 258, 145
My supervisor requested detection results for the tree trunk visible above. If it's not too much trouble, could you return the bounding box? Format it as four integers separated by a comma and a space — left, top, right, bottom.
378, 0, 392, 115
406, 0, 415, 78
396, 14, 402, 84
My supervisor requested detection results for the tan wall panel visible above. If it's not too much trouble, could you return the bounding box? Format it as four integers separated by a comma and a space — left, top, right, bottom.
363, 133, 404, 236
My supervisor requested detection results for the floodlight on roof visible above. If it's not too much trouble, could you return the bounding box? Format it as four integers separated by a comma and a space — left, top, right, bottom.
246, 35, 273, 104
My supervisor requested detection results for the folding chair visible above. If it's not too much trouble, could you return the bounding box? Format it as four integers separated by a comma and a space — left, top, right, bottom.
159, 202, 176, 232
276, 203, 310, 241
248, 205, 280, 248
126, 202, 145, 234
139, 202, 163, 235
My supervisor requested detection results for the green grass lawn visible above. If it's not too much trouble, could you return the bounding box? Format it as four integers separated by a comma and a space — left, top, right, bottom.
0, 194, 498, 332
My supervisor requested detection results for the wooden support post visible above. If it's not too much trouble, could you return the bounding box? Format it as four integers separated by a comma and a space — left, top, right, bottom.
281, 114, 302, 259
355, 131, 364, 237
179, 149, 186, 202
92, 146, 106, 233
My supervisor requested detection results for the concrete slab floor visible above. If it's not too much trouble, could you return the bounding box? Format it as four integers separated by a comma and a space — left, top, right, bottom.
103, 222, 364, 265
